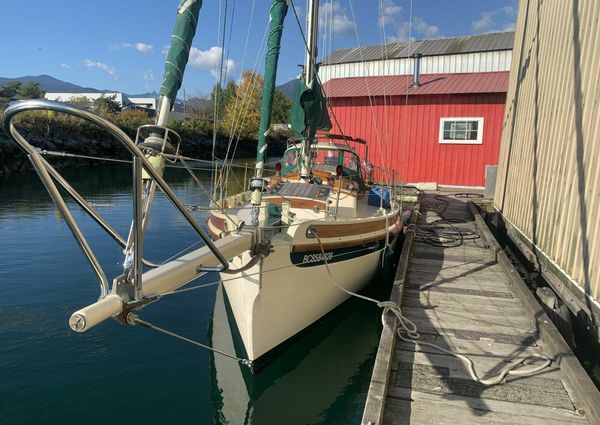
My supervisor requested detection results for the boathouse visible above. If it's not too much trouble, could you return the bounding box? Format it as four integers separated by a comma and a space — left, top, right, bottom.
321, 32, 513, 188
495, 0, 600, 342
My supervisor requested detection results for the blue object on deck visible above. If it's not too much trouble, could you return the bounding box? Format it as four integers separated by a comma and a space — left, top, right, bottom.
368, 187, 390, 209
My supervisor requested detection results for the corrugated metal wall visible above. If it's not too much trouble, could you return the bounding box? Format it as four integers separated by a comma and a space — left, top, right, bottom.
329, 93, 506, 187
320, 51, 512, 83
495, 0, 600, 303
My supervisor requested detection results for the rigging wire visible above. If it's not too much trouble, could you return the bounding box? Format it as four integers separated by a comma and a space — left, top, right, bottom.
217, 19, 269, 198
213, 0, 259, 200
399, 0, 414, 215
287, 1, 359, 164
133, 316, 252, 367
347, 0, 388, 185
211, 0, 228, 194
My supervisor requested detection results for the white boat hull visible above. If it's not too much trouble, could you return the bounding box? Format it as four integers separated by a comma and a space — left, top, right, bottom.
220, 236, 385, 361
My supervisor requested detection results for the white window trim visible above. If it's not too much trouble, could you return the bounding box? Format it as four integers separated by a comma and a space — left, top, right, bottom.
439, 117, 484, 145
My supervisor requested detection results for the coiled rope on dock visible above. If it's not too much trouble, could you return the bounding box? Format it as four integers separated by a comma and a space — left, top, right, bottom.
314, 234, 553, 386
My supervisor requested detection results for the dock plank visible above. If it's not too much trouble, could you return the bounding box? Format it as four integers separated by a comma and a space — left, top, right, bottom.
383, 392, 588, 425
361, 194, 593, 425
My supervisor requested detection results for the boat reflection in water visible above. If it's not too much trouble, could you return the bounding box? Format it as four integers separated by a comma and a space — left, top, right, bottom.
209, 270, 394, 425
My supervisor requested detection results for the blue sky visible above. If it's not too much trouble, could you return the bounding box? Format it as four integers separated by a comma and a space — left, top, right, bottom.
0, 0, 517, 96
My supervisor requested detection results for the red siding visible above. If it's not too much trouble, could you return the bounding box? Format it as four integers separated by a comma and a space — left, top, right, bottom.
324, 72, 509, 98
328, 93, 506, 187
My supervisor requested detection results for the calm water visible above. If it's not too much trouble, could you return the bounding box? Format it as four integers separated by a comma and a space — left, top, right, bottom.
0, 164, 388, 425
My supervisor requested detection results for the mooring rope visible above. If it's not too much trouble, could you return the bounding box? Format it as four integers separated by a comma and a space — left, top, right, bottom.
314, 235, 553, 386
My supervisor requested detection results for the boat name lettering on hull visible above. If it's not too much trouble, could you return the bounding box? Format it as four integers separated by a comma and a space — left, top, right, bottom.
302, 252, 333, 264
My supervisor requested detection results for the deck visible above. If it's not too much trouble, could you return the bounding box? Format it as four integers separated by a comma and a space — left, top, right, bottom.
362, 193, 599, 425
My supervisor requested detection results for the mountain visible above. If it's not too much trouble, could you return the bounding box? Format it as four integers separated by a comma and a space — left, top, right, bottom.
1, 74, 300, 100
276, 79, 299, 99
128, 91, 160, 98
0, 74, 105, 93
0, 75, 159, 99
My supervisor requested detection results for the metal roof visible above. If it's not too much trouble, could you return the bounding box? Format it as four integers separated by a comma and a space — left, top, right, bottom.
323, 72, 509, 98
322, 32, 515, 65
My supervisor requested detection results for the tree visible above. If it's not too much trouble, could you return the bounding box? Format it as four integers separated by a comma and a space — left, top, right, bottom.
68, 95, 93, 110
93, 94, 121, 116
0, 81, 45, 108
17, 81, 45, 100
221, 71, 262, 140
271, 89, 291, 124
0, 81, 22, 100
211, 79, 237, 121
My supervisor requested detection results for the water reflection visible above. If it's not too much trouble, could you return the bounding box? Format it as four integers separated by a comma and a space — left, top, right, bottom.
0, 163, 386, 425
210, 278, 388, 424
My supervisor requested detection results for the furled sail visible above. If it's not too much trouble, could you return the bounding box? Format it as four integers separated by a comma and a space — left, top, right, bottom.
158, 0, 203, 120
255, 0, 289, 175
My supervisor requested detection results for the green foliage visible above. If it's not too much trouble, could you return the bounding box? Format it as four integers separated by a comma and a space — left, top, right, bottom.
271, 89, 291, 124
0, 81, 46, 108
167, 117, 212, 139
0, 81, 22, 99
221, 71, 262, 140
210, 79, 237, 121
67, 95, 93, 110
93, 94, 121, 117
113, 109, 153, 133
17, 82, 45, 100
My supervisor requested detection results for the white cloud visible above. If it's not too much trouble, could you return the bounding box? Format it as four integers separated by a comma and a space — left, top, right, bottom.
319, 1, 355, 36
378, 0, 402, 27
472, 7, 515, 34
83, 59, 117, 79
60, 63, 71, 69
377, 0, 440, 41
113, 42, 154, 53
188, 46, 236, 79
413, 16, 440, 39
141, 69, 155, 81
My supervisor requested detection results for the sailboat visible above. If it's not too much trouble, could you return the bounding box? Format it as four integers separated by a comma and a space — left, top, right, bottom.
1, 0, 402, 367
206, 0, 402, 363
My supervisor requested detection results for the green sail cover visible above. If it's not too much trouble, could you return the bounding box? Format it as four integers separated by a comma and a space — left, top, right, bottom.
255, 0, 288, 170
159, 0, 202, 105
290, 76, 332, 140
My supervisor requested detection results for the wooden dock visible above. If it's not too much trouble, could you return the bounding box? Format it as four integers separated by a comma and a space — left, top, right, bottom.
362, 193, 600, 425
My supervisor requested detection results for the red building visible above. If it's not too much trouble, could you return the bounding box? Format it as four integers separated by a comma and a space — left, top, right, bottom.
324, 72, 508, 187
320, 32, 513, 188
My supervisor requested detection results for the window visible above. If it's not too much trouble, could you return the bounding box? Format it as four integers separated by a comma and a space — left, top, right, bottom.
439, 117, 484, 144
342, 151, 359, 173
312, 149, 341, 167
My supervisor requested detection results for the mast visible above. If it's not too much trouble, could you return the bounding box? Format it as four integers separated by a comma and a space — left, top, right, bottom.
250, 0, 289, 225
123, 0, 202, 269
300, 0, 319, 178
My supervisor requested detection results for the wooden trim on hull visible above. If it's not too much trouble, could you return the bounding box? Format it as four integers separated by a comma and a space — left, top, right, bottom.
308, 215, 400, 239
293, 233, 395, 252
264, 196, 327, 209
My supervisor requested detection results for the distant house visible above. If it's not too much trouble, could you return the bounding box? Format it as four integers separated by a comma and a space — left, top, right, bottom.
128, 97, 157, 110
320, 31, 514, 188
45, 92, 130, 107
45, 92, 157, 111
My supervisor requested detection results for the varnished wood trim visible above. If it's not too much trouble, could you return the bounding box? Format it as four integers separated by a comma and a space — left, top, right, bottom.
310, 213, 400, 238
265, 196, 327, 209
293, 228, 401, 252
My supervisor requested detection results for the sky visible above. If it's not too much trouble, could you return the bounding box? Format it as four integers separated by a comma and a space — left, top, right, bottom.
0, 0, 517, 97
